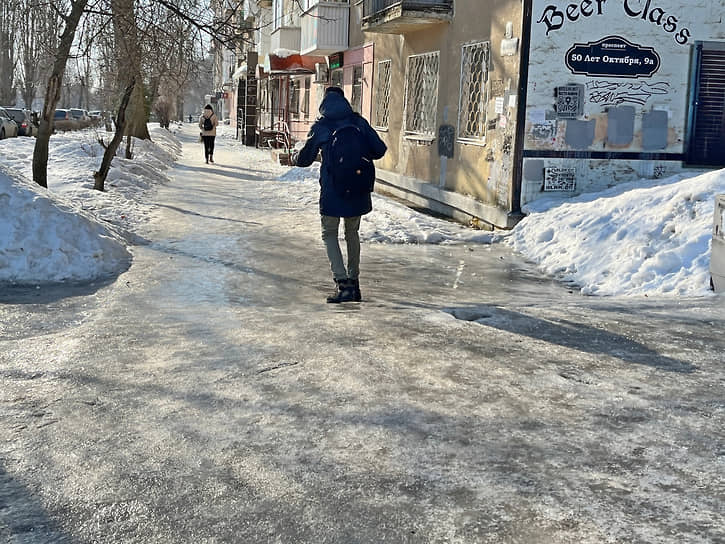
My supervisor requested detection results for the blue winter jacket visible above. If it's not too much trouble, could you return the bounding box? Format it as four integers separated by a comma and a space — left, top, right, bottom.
293, 93, 387, 218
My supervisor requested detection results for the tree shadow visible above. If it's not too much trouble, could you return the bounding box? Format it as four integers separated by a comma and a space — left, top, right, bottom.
0, 275, 121, 305
0, 460, 75, 542
172, 162, 269, 183
153, 203, 263, 226
441, 304, 696, 374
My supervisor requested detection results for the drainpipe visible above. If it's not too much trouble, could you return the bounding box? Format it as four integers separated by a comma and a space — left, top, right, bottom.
509, 0, 533, 220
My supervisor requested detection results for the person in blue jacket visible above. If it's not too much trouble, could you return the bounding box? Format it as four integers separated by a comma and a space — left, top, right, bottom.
291, 86, 387, 303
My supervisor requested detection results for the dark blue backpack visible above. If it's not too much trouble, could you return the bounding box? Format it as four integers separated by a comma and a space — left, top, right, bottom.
327, 121, 375, 198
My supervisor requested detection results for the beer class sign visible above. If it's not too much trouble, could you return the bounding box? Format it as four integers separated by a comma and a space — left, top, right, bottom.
566, 36, 661, 78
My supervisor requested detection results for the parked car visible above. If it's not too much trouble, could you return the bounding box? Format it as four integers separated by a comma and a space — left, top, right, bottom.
0, 107, 18, 139
53, 109, 78, 131
88, 110, 101, 124
69, 108, 92, 128
4, 107, 36, 136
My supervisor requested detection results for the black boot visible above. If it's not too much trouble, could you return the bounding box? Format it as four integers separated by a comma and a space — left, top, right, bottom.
326, 279, 354, 303
350, 278, 362, 302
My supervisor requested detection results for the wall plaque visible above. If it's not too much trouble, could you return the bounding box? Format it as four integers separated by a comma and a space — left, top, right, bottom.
438, 124, 455, 158
566, 36, 660, 79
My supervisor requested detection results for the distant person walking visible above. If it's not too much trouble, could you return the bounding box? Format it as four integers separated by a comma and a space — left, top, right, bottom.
199, 104, 218, 164
291, 86, 387, 303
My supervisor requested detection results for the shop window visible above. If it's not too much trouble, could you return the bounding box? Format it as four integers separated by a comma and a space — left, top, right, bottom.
458, 41, 489, 143
374, 60, 391, 129
331, 68, 343, 88
404, 51, 439, 137
351, 65, 363, 114
686, 41, 725, 166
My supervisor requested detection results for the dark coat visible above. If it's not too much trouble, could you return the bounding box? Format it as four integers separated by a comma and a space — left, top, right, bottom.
294, 93, 387, 218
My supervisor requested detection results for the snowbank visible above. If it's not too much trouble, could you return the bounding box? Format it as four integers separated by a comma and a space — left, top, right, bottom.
0, 125, 180, 284
0, 167, 131, 284
508, 170, 724, 297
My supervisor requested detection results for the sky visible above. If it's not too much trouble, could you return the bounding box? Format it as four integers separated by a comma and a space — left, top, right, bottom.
0, 125, 723, 297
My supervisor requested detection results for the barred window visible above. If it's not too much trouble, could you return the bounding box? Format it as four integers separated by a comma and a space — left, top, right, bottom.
374, 60, 391, 129
351, 65, 363, 114
404, 51, 439, 137
458, 41, 489, 143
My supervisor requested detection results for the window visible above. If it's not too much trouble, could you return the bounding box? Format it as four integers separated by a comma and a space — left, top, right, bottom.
374, 60, 391, 129
302, 77, 311, 117
273, 0, 283, 30
331, 68, 343, 88
404, 51, 439, 137
458, 41, 489, 143
351, 65, 363, 114
290, 79, 301, 118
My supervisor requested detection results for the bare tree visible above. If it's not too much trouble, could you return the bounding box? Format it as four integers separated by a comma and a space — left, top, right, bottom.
32, 0, 90, 188
94, 77, 134, 191
0, 0, 20, 104
111, 0, 149, 142
17, 0, 59, 108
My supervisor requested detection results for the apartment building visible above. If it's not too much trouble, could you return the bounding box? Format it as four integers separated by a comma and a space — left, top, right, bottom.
232, 0, 725, 229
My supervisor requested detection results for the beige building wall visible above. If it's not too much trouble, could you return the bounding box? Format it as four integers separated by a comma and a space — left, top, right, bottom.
364, 0, 524, 228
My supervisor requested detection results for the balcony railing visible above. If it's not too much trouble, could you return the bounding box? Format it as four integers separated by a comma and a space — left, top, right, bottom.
363, 0, 452, 18
300, 1, 350, 56
361, 0, 452, 33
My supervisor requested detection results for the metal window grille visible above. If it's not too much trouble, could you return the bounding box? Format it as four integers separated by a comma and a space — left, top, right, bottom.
404, 51, 439, 136
351, 65, 364, 114
374, 60, 391, 129
458, 41, 489, 142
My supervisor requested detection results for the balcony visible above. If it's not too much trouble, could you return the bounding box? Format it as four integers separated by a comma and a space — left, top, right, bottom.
361, 0, 453, 34
270, 25, 301, 52
300, 1, 350, 56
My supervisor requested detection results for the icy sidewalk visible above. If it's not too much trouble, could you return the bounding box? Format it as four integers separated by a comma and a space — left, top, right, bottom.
0, 124, 723, 544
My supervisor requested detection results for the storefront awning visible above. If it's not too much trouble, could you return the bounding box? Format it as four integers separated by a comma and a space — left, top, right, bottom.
264, 53, 326, 75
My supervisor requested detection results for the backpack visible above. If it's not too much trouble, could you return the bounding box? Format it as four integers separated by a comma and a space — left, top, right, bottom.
203, 115, 213, 131
327, 121, 375, 198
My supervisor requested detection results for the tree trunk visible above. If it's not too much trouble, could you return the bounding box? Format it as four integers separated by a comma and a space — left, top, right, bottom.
32, 0, 89, 188
112, 0, 149, 141
94, 78, 135, 191
126, 83, 150, 140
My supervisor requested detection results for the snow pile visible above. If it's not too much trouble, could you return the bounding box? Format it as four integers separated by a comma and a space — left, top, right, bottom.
0, 166, 131, 283
0, 125, 180, 284
508, 170, 724, 297
279, 165, 496, 244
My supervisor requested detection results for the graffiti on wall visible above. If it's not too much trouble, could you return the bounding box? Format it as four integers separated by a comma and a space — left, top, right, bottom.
586, 80, 671, 106
529, 121, 558, 144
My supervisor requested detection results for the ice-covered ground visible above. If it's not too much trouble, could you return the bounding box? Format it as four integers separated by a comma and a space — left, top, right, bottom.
0, 123, 722, 296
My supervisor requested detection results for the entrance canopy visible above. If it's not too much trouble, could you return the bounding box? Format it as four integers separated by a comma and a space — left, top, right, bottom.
264, 53, 326, 75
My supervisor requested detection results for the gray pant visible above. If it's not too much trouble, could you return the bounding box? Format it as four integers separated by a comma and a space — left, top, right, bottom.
321, 215, 361, 281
